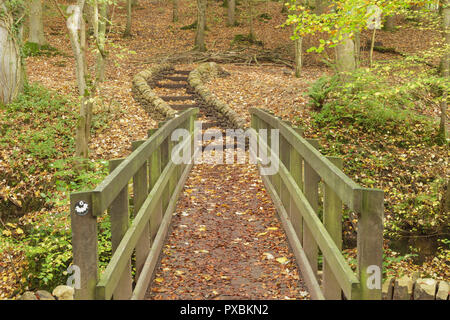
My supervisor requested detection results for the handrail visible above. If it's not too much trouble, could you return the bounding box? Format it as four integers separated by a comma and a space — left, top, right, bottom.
249, 108, 366, 213
70, 108, 198, 300
249, 108, 384, 300
91, 109, 197, 216
96, 136, 192, 299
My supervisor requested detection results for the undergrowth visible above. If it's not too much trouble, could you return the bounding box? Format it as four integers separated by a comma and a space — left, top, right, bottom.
305, 63, 449, 246
0, 83, 113, 296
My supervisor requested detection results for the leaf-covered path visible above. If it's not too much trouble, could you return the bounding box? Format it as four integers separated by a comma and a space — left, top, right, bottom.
145, 158, 309, 300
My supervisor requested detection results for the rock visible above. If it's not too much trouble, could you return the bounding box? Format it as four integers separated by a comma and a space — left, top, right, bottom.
19, 291, 38, 300
393, 275, 414, 300
36, 290, 55, 300
436, 281, 449, 300
52, 285, 75, 300
414, 278, 436, 300
382, 277, 394, 300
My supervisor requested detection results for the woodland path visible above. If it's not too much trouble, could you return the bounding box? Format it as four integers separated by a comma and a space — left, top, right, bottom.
144, 69, 309, 300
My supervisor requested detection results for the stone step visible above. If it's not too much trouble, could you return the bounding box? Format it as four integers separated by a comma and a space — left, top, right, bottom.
165, 76, 189, 82
171, 104, 199, 110
155, 82, 187, 89
160, 95, 195, 102
173, 70, 191, 75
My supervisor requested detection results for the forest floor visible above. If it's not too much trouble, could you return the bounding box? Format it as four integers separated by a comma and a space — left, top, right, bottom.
0, 0, 448, 298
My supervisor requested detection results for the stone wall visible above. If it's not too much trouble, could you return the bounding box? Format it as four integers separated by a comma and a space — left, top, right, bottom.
188, 62, 247, 129
383, 276, 449, 300
132, 63, 178, 121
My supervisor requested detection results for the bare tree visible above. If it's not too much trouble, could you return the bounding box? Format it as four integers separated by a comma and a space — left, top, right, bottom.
335, 37, 356, 75
195, 0, 207, 51
0, 1, 23, 105
29, 0, 47, 45
124, 0, 132, 36
173, 0, 179, 22
439, 0, 449, 139
92, 0, 107, 82
227, 0, 235, 26
66, 1, 93, 159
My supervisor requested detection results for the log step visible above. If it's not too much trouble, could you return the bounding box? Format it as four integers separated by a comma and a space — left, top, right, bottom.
160, 95, 195, 102
155, 83, 187, 89
171, 104, 199, 110
173, 70, 191, 75
201, 122, 222, 129
165, 76, 189, 82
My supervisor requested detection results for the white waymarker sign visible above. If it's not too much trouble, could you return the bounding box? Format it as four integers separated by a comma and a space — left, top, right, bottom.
367, 5, 382, 30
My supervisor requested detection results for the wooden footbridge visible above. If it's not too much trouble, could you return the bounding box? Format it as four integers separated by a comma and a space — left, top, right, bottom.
70, 107, 384, 300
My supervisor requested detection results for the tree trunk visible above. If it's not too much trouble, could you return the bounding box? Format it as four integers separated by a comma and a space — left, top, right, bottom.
195, 0, 207, 51
354, 32, 361, 68
248, 0, 255, 40
335, 37, 356, 76
0, 4, 23, 105
314, 0, 327, 14
29, 0, 47, 46
294, 36, 302, 77
383, 14, 395, 31
227, 0, 235, 26
173, 0, 179, 22
439, 0, 449, 139
124, 0, 132, 37
67, 0, 93, 159
95, 1, 107, 82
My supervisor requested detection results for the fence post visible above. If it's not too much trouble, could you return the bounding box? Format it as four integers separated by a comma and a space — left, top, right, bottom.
358, 188, 384, 300
70, 191, 98, 300
303, 139, 321, 279
323, 156, 343, 300
148, 128, 163, 242
289, 126, 304, 242
280, 121, 291, 215
159, 121, 170, 212
108, 159, 133, 300
132, 140, 150, 280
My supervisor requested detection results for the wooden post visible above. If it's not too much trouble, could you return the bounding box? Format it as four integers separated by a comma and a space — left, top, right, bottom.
132, 140, 150, 280
168, 131, 177, 196
70, 191, 98, 300
357, 188, 384, 300
280, 133, 291, 214
108, 159, 132, 300
159, 121, 170, 212
290, 127, 304, 242
148, 129, 163, 242
303, 139, 321, 279
323, 156, 343, 300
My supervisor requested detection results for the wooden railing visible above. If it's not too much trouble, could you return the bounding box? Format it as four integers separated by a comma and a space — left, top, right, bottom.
70, 108, 198, 300
249, 108, 384, 300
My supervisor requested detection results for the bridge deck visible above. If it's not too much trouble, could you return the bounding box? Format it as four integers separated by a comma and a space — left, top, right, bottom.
145, 154, 309, 300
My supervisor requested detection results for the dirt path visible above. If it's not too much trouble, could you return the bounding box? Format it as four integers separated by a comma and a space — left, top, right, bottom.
145, 158, 309, 300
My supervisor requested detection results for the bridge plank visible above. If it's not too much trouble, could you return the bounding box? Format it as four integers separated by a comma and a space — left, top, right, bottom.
108, 159, 133, 300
